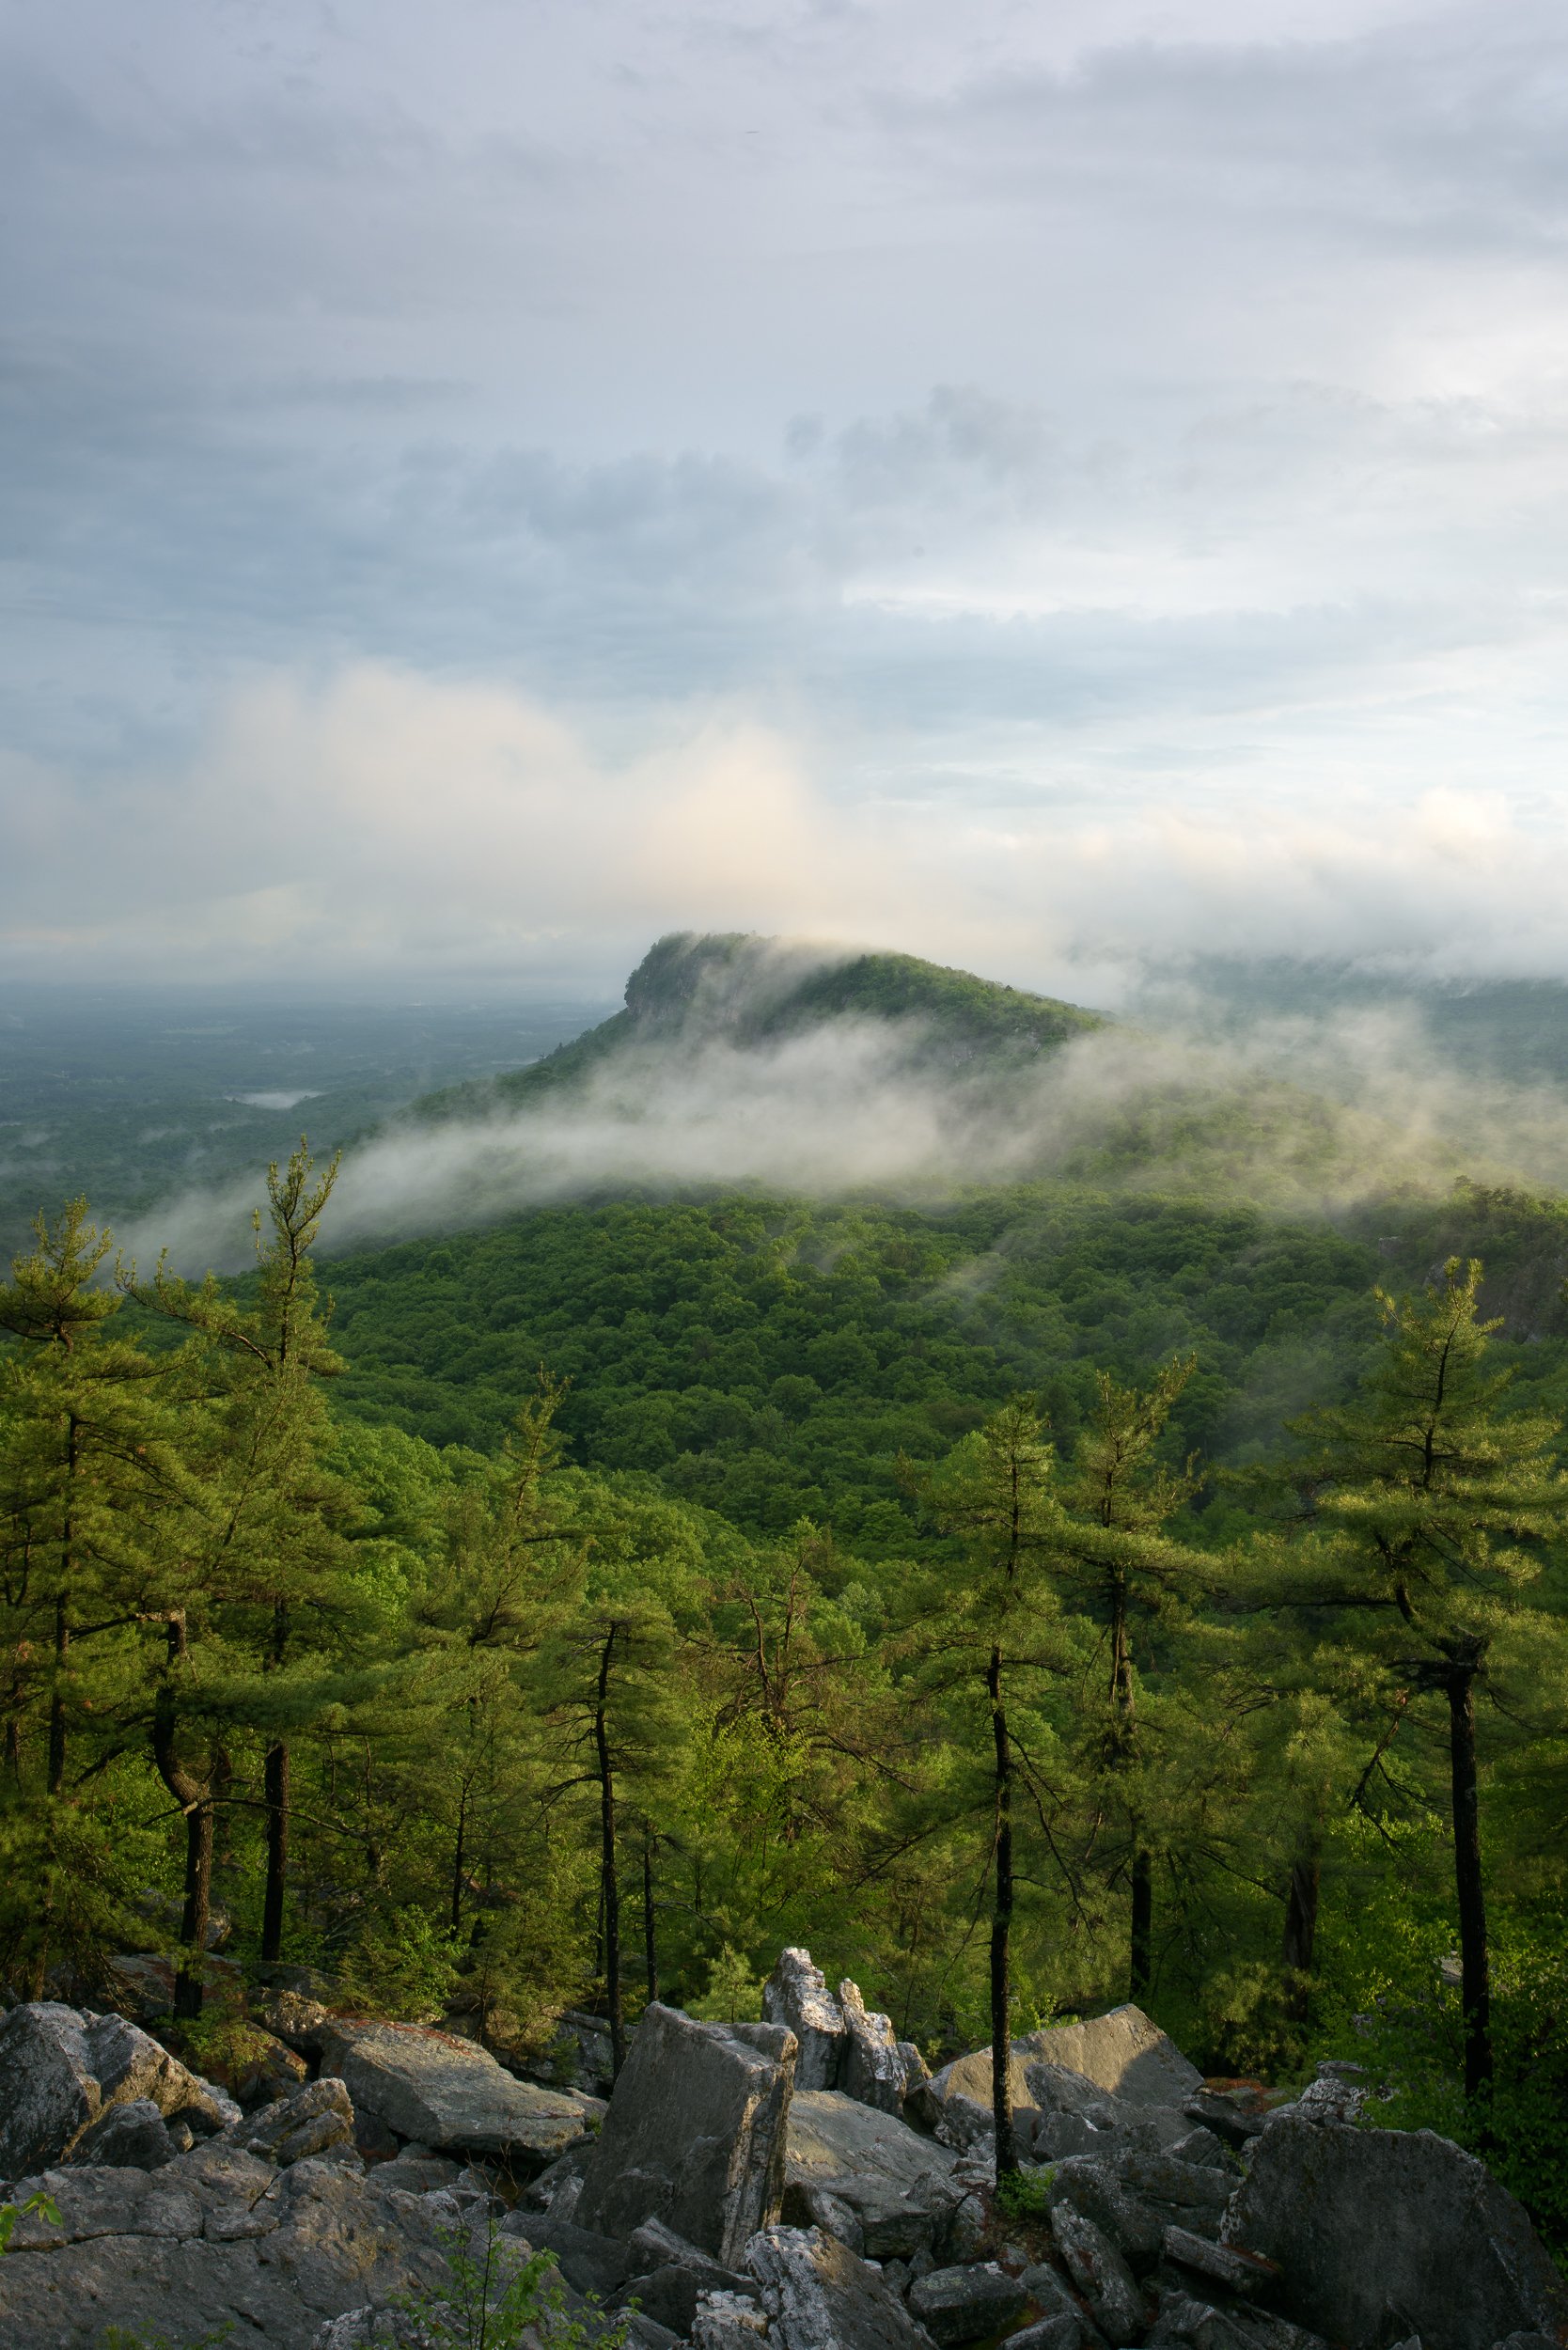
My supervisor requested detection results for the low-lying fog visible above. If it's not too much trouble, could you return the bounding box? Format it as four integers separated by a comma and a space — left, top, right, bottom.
120, 985, 1568, 1276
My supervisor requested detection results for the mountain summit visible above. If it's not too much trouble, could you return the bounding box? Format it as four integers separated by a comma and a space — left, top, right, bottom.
422, 933, 1106, 1123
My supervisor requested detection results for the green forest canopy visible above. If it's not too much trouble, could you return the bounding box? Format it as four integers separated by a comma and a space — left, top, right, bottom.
3, 936, 1568, 2236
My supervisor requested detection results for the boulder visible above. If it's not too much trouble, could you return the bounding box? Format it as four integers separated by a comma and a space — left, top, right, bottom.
68, 2099, 180, 2171
370, 2143, 463, 2196
1003, 2322, 1088, 2350
746, 2222, 940, 2350
575, 2001, 797, 2266
1023, 2007, 1201, 2111
1051, 2203, 1147, 2342
315, 2019, 596, 2168
1222, 2115, 1568, 2350
1162, 2227, 1280, 2296
839, 1981, 925, 2116
784, 2088, 964, 2261
227, 2028, 311, 2110
252, 1985, 333, 2054
509, 2207, 630, 2296
921, 2030, 1189, 2153
0, 2003, 232, 2181
1047, 2157, 1166, 2269
908, 2262, 1029, 2345
0, 2141, 452, 2348
243, 2077, 358, 2168
695, 2287, 774, 2350
765, 1950, 851, 2092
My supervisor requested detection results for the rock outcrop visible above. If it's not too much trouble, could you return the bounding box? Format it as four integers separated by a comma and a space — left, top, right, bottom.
3, 1969, 1565, 2350
575, 2001, 798, 2265
0, 2141, 452, 2350
761, 1951, 928, 2116
0, 2003, 236, 2181
1222, 2113, 1568, 2350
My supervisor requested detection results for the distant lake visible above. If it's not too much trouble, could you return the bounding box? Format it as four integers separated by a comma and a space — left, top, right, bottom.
226, 1089, 324, 1110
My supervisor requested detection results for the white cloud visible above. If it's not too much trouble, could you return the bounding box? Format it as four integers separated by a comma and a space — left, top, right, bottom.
8, 663, 1568, 998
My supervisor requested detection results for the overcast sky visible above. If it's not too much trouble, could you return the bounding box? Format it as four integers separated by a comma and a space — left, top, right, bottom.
7, 0, 1568, 999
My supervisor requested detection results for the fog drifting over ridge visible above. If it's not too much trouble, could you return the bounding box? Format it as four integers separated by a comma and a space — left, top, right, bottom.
123, 979, 1568, 1278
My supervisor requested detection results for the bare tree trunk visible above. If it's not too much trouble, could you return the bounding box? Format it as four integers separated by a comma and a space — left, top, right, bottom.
595, 1631, 624, 2077
1129, 1850, 1153, 1998
1445, 1644, 1492, 2100
1281, 1841, 1321, 2025
261, 1599, 290, 1963
986, 1643, 1018, 2180
47, 1595, 69, 1796
262, 1740, 290, 1962
449, 1778, 469, 1936
151, 1615, 213, 2021
47, 1417, 81, 1798
643, 1828, 658, 2007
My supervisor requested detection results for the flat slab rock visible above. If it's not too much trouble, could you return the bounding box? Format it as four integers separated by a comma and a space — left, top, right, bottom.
0, 2144, 451, 2350
315, 2019, 597, 2164
1224, 2115, 1568, 2350
785, 2090, 964, 2260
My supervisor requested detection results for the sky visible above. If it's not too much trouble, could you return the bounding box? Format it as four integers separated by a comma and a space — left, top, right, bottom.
7, 0, 1568, 1001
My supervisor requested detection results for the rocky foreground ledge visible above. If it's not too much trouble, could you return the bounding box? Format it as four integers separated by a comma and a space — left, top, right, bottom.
0, 1949, 1563, 2350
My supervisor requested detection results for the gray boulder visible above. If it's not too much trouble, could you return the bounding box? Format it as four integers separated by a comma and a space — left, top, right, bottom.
1163, 2225, 1280, 2296
839, 1981, 926, 2116
1047, 2155, 1166, 2269
243, 2076, 357, 2168
371, 2144, 463, 2196
784, 2088, 964, 2261
765, 1950, 850, 2091
508, 2206, 629, 2296
575, 2001, 797, 2266
253, 1985, 333, 2053
746, 2222, 940, 2350
1024, 2006, 1201, 2110
1222, 2115, 1568, 2350
694, 2288, 773, 2350
615, 2222, 765, 2343
909, 2263, 1029, 2345
1003, 2323, 1090, 2350
1051, 2203, 1147, 2342
924, 2012, 1194, 2157
315, 2019, 596, 2168
68, 2098, 180, 2170
0, 2140, 452, 2348
0, 2003, 232, 2181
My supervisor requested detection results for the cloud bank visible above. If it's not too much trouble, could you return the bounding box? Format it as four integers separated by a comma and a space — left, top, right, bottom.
9, 664, 1568, 1001
6, 2, 1568, 995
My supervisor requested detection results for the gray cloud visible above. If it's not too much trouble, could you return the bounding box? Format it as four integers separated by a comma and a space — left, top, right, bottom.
5, 2, 1568, 980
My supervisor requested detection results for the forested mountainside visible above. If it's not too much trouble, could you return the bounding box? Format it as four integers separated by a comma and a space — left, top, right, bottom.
3, 938, 1567, 2260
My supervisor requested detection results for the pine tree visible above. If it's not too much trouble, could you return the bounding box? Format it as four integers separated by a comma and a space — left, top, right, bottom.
911, 1401, 1074, 2186
1049, 1358, 1211, 1997
1284, 1259, 1568, 2098
131, 1145, 358, 1977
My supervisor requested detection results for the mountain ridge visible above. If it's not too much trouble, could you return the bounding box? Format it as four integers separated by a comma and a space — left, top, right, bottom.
411, 932, 1108, 1125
